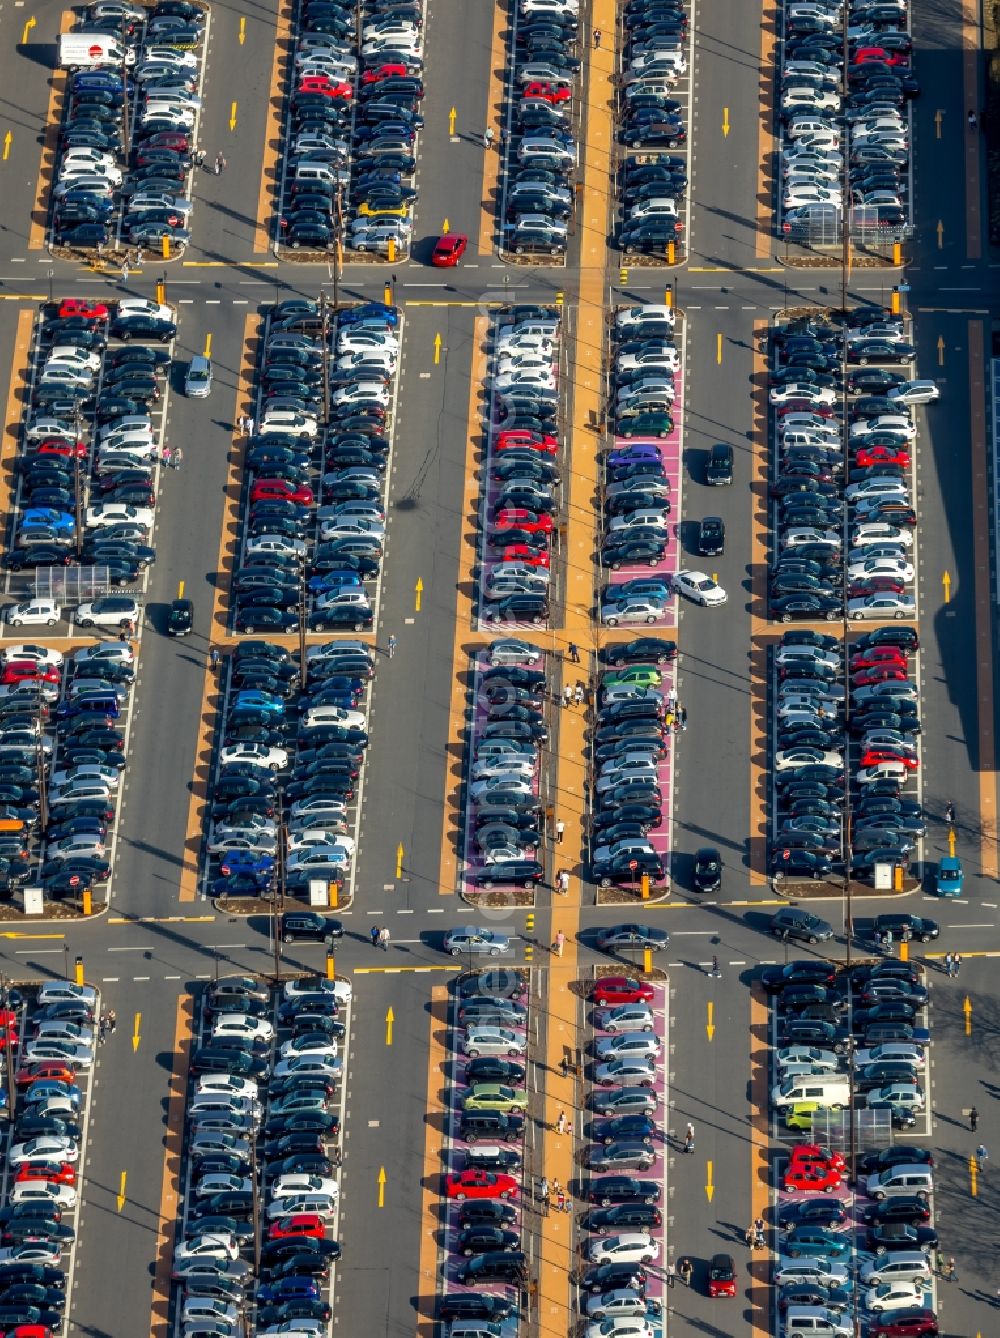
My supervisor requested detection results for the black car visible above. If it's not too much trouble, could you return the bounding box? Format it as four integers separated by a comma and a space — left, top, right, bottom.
279, 911, 344, 943
458, 1251, 527, 1286
691, 846, 721, 892
438, 1293, 516, 1322
464, 1057, 526, 1086
861, 1196, 932, 1227
697, 515, 724, 554
459, 970, 525, 1000
166, 597, 193, 636
586, 1175, 661, 1206
586, 1203, 662, 1234
777, 1197, 848, 1231
761, 960, 837, 993
705, 443, 733, 484
867, 1221, 938, 1254
581, 1262, 647, 1295
856, 1144, 934, 1177
595, 924, 669, 952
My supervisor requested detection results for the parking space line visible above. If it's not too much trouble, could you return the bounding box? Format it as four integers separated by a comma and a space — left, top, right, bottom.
148, 992, 194, 1336
478, 3, 507, 255
963, 0, 983, 260
0, 309, 33, 540
748, 320, 769, 884
29, 10, 73, 250
755, 0, 778, 258
415, 984, 449, 1338
748, 985, 770, 1333
254, 0, 293, 254
968, 320, 998, 877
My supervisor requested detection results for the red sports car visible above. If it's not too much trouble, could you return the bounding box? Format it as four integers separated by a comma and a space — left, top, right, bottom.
522, 80, 572, 103
855, 444, 910, 469
445, 1170, 518, 1201
500, 544, 550, 567
591, 976, 656, 1006
852, 666, 908, 688
861, 749, 918, 771
707, 1252, 736, 1298
58, 299, 108, 321
431, 234, 468, 267
15, 1062, 76, 1088
268, 1213, 326, 1240
15, 1161, 77, 1186
494, 509, 553, 533
361, 63, 410, 83
783, 1162, 842, 1193
33, 438, 88, 458
297, 75, 352, 98
848, 579, 906, 600
250, 480, 315, 506
495, 431, 558, 455
849, 648, 908, 672
854, 46, 908, 66
1, 663, 60, 686
788, 1143, 847, 1174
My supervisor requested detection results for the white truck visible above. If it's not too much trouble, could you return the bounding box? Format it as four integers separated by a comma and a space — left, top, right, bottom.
59, 33, 134, 69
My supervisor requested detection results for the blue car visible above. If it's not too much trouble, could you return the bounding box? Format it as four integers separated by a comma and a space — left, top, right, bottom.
232, 690, 285, 715
257, 1277, 321, 1305
24, 1079, 82, 1108
308, 571, 363, 594
783, 1226, 852, 1260
212, 872, 272, 898
338, 301, 399, 328
72, 72, 126, 92
21, 509, 75, 533
218, 851, 275, 878
608, 444, 662, 470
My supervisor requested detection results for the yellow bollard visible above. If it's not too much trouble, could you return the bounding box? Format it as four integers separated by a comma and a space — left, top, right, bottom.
387, 238, 396, 263
892, 241, 902, 265
894, 865, 903, 891
643, 947, 652, 974
83, 888, 92, 916
74, 956, 84, 987
664, 288, 672, 309
161, 235, 170, 260
383, 282, 392, 306
620, 267, 628, 285
326, 952, 336, 981
525, 913, 535, 934
890, 288, 901, 316
555, 291, 564, 307
640, 873, 650, 900
155, 280, 166, 306
667, 240, 676, 264
899, 940, 909, 962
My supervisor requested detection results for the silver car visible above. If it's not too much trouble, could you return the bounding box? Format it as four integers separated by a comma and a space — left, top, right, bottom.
185, 354, 212, 398
443, 927, 512, 958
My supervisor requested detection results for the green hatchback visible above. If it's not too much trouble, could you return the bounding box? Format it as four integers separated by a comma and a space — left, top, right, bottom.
461, 1084, 528, 1115
601, 666, 663, 691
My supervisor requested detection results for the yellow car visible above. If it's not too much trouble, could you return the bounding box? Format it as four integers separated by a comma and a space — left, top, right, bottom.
785, 1101, 820, 1131
357, 202, 411, 220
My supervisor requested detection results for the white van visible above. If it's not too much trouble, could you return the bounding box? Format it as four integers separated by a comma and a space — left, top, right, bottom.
865, 1164, 933, 1201
59, 32, 133, 69
294, 161, 340, 188
770, 1075, 850, 1109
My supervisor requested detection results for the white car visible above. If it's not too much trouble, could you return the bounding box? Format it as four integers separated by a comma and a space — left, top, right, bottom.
847, 557, 914, 583
10, 1136, 80, 1165
283, 977, 352, 1003
617, 347, 680, 372
849, 415, 915, 441
594, 1032, 661, 1061
9, 1181, 78, 1209
601, 599, 667, 627
773, 1258, 851, 1288
856, 763, 910, 786
272, 1055, 342, 1081
264, 1193, 337, 1220
85, 504, 155, 530
774, 646, 840, 672
58, 161, 122, 186
783, 185, 843, 208
887, 380, 939, 405
769, 384, 837, 406
775, 748, 843, 772
218, 744, 288, 771
588, 1234, 660, 1266
775, 1046, 840, 1071
244, 535, 308, 559
848, 593, 916, 620
196, 1074, 259, 1099
851, 522, 913, 549
330, 381, 390, 406
174, 1233, 240, 1263
286, 845, 354, 872
75, 598, 140, 629
337, 329, 400, 355
286, 826, 349, 851
211, 1014, 273, 1043
271, 1174, 339, 1200
50, 763, 120, 791
586, 1292, 650, 1320
596, 1004, 655, 1034
117, 298, 174, 322
864, 1281, 924, 1313
46, 347, 102, 372
585, 1319, 654, 1338
4, 600, 62, 627
673, 570, 726, 606
854, 1042, 925, 1069
259, 411, 317, 437
463, 1027, 527, 1057
781, 528, 841, 549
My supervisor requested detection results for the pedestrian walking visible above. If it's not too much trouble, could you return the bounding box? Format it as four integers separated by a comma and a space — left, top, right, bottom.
379, 926, 390, 951
556, 1188, 566, 1211
946, 801, 956, 824
935, 1250, 946, 1276
664, 709, 674, 730
969, 109, 978, 129
107, 1010, 116, 1035
554, 929, 565, 957
556, 818, 565, 843
946, 1257, 957, 1282
574, 682, 584, 706
215, 152, 227, 174
483, 127, 495, 148
944, 952, 953, 977
209, 648, 221, 670
562, 684, 573, 707
976, 1143, 988, 1171
568, 642, 580, 663
954, 952, 963, 976
172, 447, 183, 469
679, 705, 688, 731
98, 1016, 108, 1045
753, 1217, 765, 1249
557, 869, 570, 895
246, 415, 255, 436
678, 1257, 692, 1287
672, 715, 681, 734
708, 955, 721, 978
120, 261, 130, 286
135, 246, 144, 265
593, 27, 602, 46
666, 1261, 676, 1289
387, 634, 397, 658
556, 1110, 567, 1134
684, 1121, 694, 1153
370, 926, 380, 948
538, 1175, 549, 1202
161, 446, 173, 467
970, 1106, 979, 1131
560, 1055, 570, 1079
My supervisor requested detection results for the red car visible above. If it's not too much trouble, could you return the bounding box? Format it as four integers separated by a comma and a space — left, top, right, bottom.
850, 647, 907, 672
783, 1161, 842, 1193
495, 430, 558, 454
591, 976, 655, 1006
861, 749, 918, 770
522, 80, 572, 103
298, 75, 352, 98
431, 234, 468, 267
788, 1143, 847, 1174
57, 299, 108, 321
852, 667, 908, 688
500, 544, 550, 568
854, 46, 908, 66
445, 1170, 518, 1201
15, 1161, 77, 1186
856, 444, 910, 469
776, 402, 835, 419
4, 1327, 55, 1338
361, 62, 410, 83
15, 1061, 76, 1088
848, 579, 906, 600
32, 438, 88, 459
494, 509, 553, 533
1, 662, 60, 686
707, 1252, 736, 1298
268, 1213, 325, 1240
250, 480, 315, 505
868, 1311, 938, 1338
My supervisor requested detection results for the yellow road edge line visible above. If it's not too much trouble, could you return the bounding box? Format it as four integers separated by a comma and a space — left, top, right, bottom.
149, 993, 194, 1337
756, 0, 778, 258
968, 321, 998, 877
478, 1, 507, 255
29, 11, 73, 250
963, 0, 983, 261
254, 0, 293, 255
415, 985, 448, 1338
0, 310, 34, 542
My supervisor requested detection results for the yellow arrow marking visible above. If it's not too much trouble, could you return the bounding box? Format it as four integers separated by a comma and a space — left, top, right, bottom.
442, 218, 450, 235
178, 580, 185, 599
377, 1165, 386, 1207
0, 932, 63, 940
415, 576, 424, 611
396, 842, 404, 878
948, 828, 956, 857
433, 333, 442, 366
722, 107, 730, 137
117, 1171, 127, 1212
970, 1153, 978, 1196
203, 332, 212, 359
942, 569, 951, 602
385, 1006, 394, 1046
716, 333, 723, 364
20, 17, 36, 45
132, 1012, 141, 1053
239, 16, 246, 43
936, 220, 944, 249
2, 133, 11, 163
705, 1160, 715, 1202
706, 1001, 715, 1041
448, 106, 457, 135
229, 102, 238, 132
934, 108, 943, 139
964, 995, 973, 1036
937, 335, 945, 367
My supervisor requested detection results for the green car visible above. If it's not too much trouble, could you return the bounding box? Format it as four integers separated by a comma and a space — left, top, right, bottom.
618, 412, 673, 439
785, 1101, 819, 1131
461, 1083, 528, 1115
601, 666, 663, 691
